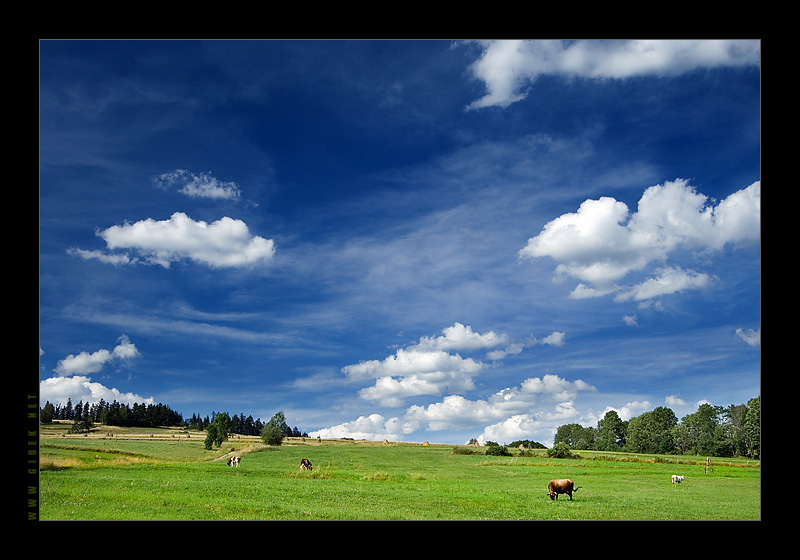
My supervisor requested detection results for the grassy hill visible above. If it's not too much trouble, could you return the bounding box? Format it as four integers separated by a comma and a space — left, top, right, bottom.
38, 422, 760, 520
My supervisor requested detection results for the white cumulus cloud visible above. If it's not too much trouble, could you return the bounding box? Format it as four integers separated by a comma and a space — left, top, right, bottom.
343, 347, 484, 382
519, 179, 760, 301
344, 348, 484, 406
40, 375, 155, 407
309, 413, 418, 441
478, 405, 580, 445
531, 331, 566, 347
341, 323, 556, 406
406, 394, 506, 431
597, 400, 652, 422
42, 336, 150, 408
70, 212, 275, 268
342, 324, 572, 407
54, 334, 140, 377
413, 322, 508, 352
467, 39, 760, 110
312, 370, 595, 443
405, 374, 596, 431
665, 395, 686, 407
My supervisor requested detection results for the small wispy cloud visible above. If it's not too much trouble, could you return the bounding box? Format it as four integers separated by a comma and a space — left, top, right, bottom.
735, 328, 760, 347
153, 169, 242, 201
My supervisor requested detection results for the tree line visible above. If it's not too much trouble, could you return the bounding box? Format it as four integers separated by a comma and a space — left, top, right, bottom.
39, 399, 308, 445
553, 395, 760, 459
40, 399, 183, 431
201, 410, 305, 450
40, 394, 760, 460
184, 411, 307, 439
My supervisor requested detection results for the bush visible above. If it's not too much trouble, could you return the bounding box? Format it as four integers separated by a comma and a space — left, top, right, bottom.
204, 412, 233, 449
452, 446, 481, 455
68, 417, 93, 434
547, 442, 575, 459
485, 444, 511, 456
261, 424, 284, 446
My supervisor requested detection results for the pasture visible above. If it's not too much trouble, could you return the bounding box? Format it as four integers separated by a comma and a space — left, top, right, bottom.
38, 424, 760, 520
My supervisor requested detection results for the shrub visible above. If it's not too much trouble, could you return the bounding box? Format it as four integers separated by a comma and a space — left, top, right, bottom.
452, 446, 481, 455
485, 444, 511, 456
260, 424, 284, 446
547, 442, 575, 459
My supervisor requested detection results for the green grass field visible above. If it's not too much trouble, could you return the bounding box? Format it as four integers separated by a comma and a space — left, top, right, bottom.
38, 424, 760, 520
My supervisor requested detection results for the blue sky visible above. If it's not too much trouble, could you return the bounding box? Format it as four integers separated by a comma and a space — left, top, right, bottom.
39, 40, 760, 445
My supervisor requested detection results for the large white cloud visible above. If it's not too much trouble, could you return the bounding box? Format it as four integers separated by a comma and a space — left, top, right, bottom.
343, 348, 485, 406
309, 413, 418, 441
70, 212, 275, 268
313, 373, 596, 443
478, 404, 580, 445
519, 375, 596, 401
467, 39, 760, 110
406, 374, 596, 431
40, 375, 155, 406
519, 180, 760, 300
596, 400, 652, 422
414, 322, 508, 352
343, 347, 484, 382
341, 323, 572, 407
54, 334, 140, 377
406, 395, 502, 430
43, 335, 150, 408
340, 323, 551, 407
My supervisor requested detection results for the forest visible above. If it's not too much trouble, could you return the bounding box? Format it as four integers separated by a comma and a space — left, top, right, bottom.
38, 399, 307, 439
552, 396, 760, 459
39, 398, 183, 430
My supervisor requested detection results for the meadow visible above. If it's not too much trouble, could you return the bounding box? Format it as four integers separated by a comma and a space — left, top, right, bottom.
38, 423, 760, 521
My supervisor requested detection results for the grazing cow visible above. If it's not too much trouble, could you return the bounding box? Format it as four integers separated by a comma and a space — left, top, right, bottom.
547, 479, 580, 500
671, 474, 685, 486
227, 456, 241, 467
300, 458, 313, 471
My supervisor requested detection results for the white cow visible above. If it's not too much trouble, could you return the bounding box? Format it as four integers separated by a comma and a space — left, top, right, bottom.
671, 474, 685, 486
227, 456, 241, 467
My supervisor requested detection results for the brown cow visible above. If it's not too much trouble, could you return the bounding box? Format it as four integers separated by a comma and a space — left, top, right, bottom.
227, 456, 241, 467
300, 458, 313, 471
547, 479, 580, 500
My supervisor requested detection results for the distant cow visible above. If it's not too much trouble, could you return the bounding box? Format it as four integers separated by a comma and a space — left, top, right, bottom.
547, 479, 580, 500
227, 456, 241, 467
671, 474, 685, 486
300, 458, 312, 471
